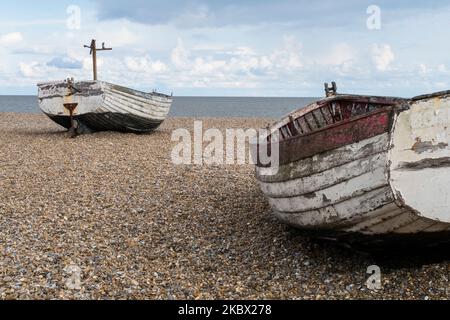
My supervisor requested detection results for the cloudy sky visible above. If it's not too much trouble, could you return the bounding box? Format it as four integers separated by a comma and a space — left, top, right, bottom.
0, 0, 449, 96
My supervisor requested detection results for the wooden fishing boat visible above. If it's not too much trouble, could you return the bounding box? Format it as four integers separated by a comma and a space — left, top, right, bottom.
37, 39, 172, 135
38, 80, 172, 134
253, 83, 450, 247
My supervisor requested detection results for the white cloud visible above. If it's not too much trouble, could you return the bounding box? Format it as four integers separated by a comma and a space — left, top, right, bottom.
220, 46, 256, 56
319, 43, 355, 66
372, 44, 395, 71
418, 63, 429, 75
164, 35, 304, 89
18, 62, 37, 77
83, 57, 104, 72
0, 32, 23, 46
104, 27, 140, 47
18, 61, 49, 78
192, 57, 227, 75
125, 56, 167, 73
171, 38, 191, 69
268, 35, 303, 71
438, 64, 447, 73
18, 60, 84, 80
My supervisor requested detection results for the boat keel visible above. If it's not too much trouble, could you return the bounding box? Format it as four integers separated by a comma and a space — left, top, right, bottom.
46, 112, 163, 134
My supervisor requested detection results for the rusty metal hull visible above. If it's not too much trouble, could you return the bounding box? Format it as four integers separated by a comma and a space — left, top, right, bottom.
254, 91, 450, 245
37, 80, 172, 133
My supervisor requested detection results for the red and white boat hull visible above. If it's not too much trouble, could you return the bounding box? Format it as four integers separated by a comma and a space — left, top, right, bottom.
254, 90, 450, 245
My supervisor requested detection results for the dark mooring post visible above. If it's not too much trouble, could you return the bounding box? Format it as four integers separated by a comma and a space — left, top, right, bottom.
84, 39, 112, 80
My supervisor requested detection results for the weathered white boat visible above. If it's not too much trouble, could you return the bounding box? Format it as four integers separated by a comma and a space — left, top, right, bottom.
38, 80, 172, 134
38, 39, 173, 135
253, 83, 450, 247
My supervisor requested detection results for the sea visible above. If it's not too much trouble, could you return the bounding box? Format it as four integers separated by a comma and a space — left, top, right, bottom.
0, 96, 317, 119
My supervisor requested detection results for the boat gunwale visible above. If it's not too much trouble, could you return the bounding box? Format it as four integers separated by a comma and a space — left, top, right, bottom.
256, 94, 408, 148
37, 80, 173, 100
104, 81, 173, 99
263, 105, 395, 146
412, 90, 450, 101
255, 108, 395, 168
276, 94, 407, 127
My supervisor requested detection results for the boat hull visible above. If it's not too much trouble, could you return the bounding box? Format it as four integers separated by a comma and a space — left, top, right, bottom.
254, 91, 450, 245
38, 81, 172, 133
45, 112, 164, 133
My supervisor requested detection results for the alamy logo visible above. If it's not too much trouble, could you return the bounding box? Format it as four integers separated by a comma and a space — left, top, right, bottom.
64, 265, 82, 290
171, 121, 280, 174
366, 265, 382, 291
367, 5, 381, 30
67, 5, 81, 30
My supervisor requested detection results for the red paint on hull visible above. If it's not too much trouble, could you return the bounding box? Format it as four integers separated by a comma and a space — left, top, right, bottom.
257, 108, 394, 167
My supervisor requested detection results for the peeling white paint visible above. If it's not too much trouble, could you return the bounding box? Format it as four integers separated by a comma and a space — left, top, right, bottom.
256, 92, 450, 236
389, 94, 450, 223
38, 80, 172, 121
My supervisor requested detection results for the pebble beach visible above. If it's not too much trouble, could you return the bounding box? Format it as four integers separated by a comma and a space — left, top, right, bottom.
0, 113, 448, 300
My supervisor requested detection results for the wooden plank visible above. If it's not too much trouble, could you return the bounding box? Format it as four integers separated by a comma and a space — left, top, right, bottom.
103, 97, 168, 120
259, 152, 387, 198
268, 167, 388, 213
304, 112, 320, 130
104, 89, 170, 113
421, 222, 450, 232
273, 108, 394, 166
394, 217, 437, 234
366, 212, 421, 234
298, 117, 312, 133
257, 133, 390, 182
274, 186, 394, 229
344, 203, 403, 233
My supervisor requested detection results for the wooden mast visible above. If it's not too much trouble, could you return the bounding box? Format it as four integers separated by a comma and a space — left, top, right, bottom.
84, 39, 112, 81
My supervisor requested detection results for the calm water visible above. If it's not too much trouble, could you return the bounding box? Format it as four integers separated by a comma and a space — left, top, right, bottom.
0, 96, 317, 119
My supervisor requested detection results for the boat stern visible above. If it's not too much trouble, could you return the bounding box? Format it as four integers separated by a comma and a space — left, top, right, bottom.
37, 80, 103, 118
